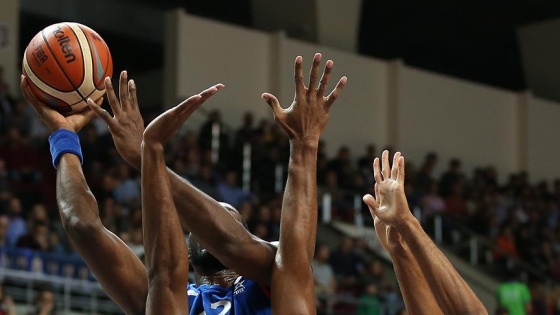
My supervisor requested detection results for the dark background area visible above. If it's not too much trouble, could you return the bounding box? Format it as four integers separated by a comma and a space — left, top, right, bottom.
19, 0, 560, 91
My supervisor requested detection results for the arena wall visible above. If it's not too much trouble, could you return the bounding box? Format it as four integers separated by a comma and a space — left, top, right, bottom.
165, 9, 560, 184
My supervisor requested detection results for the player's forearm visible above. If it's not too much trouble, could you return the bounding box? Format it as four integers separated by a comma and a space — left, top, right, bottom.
389, 241, 444, 314
396, 216, 487, 314
168, 169, 260, 252
280, 139, 319, 264
129, 142, 257, 255
141, 144, 189, 281
57, 154, 101, 235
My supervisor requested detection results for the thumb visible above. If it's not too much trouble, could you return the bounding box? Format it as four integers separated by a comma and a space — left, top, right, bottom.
363, 194, 380, 216
261, 93, 283, 116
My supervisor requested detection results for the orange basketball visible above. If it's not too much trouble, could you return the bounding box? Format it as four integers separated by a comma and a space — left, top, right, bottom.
22, 22, 113, 115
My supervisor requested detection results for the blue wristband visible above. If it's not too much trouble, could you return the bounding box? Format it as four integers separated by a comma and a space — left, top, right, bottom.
48, 129, 83, 169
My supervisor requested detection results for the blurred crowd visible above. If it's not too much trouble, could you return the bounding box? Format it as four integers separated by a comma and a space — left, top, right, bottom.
3, 69, 560, 314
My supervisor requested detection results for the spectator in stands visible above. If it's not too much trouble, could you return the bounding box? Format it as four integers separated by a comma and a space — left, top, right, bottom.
382, 284, 405, 315
113, 163, 140, 207
0, 282, 16, 315
0, 159, 10, 212
190, 165, 218, 198
319, 170, 353, 221
47, 232, 65, 254
494, 225, 519, 267
415, 152, 437, 193
5, 197, 26, 247
357, 282, 382, 315
127, 228, 144, 257
16, 221, 49, 251
329, 237, 362, 286
0, 215, 8, 248
496, 274, 532, 315
312, 243, 336, 297
420, 181, 446, 220
2, 128, 40, 188
529, 281, 553, 315
439, 158, 463, 197
445, 180, 469, 222
234, 111, 256, 147
327, 146, 354, 190
357, 144, 376, 188
28, 203, 48, 229
516, 224, 539, 263
8, 100, 31, 134
495, 308, 510, 315
360, 259, 388, 289
28, 284, 57, 315
0, 66, 16, 134
216, 170, 251, 207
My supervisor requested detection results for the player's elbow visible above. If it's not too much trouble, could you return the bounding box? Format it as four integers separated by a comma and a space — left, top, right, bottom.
61, 214, 102, 239
147, 262, 189, 289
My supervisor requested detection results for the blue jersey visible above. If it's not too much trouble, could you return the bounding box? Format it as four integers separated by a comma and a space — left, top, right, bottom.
187, 276, 271, 315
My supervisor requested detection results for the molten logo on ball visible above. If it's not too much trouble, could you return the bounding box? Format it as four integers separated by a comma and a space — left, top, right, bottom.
52, 25, 76, 63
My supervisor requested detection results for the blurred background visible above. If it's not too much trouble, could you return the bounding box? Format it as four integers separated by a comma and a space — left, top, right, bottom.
1, 0, 560, 314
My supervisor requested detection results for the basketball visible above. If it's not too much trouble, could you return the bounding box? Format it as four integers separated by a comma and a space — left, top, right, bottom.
22, 22, 113, 115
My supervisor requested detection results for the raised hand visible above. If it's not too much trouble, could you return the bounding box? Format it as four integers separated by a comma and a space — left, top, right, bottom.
262, 53, 346, 143
363, 150, 412, 228
87, 71, 145, 168
143, 84, 224, 147
21, 75, 98, 133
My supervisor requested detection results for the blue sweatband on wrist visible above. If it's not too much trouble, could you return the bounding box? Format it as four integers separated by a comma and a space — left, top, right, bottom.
48, 129, 83, 169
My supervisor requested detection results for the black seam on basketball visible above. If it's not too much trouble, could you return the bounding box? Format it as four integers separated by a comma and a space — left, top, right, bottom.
64, 23, 87, 91
24, 47, 73, 93
69, 89, 98, 106
42, 25, 87, 103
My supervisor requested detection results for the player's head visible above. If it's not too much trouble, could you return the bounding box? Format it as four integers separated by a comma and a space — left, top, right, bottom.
187, 202, 248, 275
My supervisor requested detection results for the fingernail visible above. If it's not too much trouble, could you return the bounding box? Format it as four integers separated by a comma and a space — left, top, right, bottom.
341, 76, 348, 84
326, 60, 333, 69
130, 80, 136, 88
123, 70, 127, 78
295, 56, 303, 64
314, 53, 322, 61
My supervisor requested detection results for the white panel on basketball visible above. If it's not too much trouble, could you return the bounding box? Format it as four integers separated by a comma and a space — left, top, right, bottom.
22, 50, 83, 105
67, 23, 96, 107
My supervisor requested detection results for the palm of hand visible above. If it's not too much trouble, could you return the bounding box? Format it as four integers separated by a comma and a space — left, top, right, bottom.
374, 179, 405, 224
21, 76, 96, 132
364, 150, 411, 228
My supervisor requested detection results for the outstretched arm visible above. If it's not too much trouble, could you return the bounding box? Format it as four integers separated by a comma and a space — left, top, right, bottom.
88, 73, 277, 285
22, 77, 148, 315
141, 89, 218, 314
263, 54, 346, 313
364, 151, 487, 315
372, 212, 443, 314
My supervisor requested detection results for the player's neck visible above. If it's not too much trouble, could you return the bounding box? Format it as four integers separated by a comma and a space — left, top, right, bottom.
196, 269, 239, 287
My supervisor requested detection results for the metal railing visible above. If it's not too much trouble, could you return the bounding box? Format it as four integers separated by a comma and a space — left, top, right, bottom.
0, 268, 121, 314
319, 191, 558, 289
